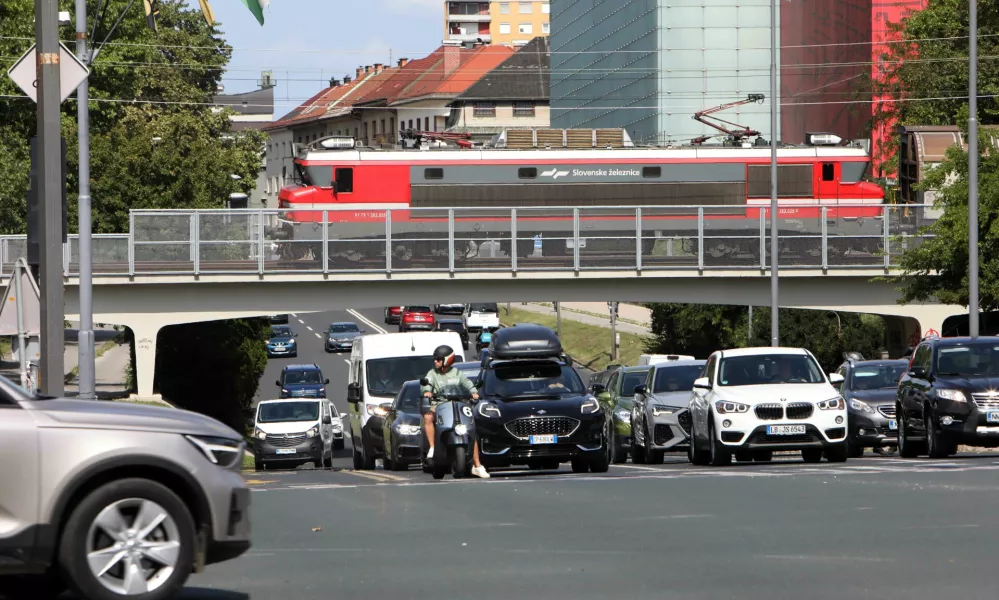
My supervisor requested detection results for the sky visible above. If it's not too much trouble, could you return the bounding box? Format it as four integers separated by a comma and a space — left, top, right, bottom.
198, 0, 445, 118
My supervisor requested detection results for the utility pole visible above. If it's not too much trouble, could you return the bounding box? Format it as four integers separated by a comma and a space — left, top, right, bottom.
968, 0, 979, 338
610, 302, 618, 362
748, 305, 753, 343
76, 0, 95, 398
769, 0, 780, 347
35, 0, 65, 395
554, 301, 561, 338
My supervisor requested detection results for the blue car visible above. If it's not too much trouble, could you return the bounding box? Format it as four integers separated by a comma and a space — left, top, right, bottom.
276, 364, 329, 399
267, 325, 298, 358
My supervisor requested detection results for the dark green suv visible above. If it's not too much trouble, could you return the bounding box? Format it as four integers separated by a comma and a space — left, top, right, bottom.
591, 365, 652, 463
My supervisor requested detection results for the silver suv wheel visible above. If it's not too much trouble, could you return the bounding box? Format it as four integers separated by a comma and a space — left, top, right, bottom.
86, 498, 182, 595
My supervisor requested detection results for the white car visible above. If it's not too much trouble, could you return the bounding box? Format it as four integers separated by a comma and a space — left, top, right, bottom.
687, 347, 848, 465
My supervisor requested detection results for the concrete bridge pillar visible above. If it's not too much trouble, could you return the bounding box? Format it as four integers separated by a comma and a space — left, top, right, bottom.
128, 323, 162, 400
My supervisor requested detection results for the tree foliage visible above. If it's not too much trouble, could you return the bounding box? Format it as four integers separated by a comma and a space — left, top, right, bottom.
645, 304, 887, 371
869, 0, 999, 173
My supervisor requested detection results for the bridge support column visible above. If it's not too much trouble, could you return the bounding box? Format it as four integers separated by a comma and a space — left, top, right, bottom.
130, 323, 162, 400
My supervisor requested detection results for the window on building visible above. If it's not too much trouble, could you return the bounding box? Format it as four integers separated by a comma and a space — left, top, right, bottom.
519, 2, 532, 13
519, 23, 532, 34
425, 117, 430, 131
335, 168, 354, 193
542, 2, 550, 13
513, 102, 535, 117
390, 117, 395, 138
474, 102, 496, 117
542, 22, 550, 33
499, 22, 511, 34
499, 2, 509, 14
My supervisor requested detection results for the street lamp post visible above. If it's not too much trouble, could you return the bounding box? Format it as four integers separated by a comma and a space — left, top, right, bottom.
769, 0, 779, 347
969, 0, 979, 338
828, 311, 842, 337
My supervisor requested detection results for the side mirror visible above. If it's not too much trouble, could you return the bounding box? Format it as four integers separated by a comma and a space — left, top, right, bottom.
322, 415, 332, 425
420, 377, 430, 386
275, 379, 281, 387
360, 329, 367, 333
295, 333, 299, 337
347, 382, 361, 403
909, 366, 927, 379
324, 378, 331, 385
692, 377, 711, 390
590, 383, 605, 395
828, 373, 845, 384
633, 385, 648, 396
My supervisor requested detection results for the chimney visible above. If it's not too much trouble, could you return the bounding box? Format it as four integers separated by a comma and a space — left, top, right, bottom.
329, 78, 340, 88
397, 57, 410, 68
444, 44, 460, 75
355, 66, 364, 79
344, 75, 352, 83
374, 63, 384, 74
364, 65, 372, 74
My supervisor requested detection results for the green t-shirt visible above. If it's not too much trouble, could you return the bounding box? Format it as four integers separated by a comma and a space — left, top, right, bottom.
420, 367, 477, 399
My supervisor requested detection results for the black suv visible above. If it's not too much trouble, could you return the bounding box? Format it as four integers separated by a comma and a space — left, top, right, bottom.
897, 336, 999, 458
833, 356, 908, 457
435, 318, 470, 350
474, 324, 610, 473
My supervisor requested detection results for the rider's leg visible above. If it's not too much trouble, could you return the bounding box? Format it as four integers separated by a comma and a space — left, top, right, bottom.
472, 439, 482, 467
423, 407, 436, 455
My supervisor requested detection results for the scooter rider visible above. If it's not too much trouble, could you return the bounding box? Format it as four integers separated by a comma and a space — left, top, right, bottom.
421, 345, 490, 478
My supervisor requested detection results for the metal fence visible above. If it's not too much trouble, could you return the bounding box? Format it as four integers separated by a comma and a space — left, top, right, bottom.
0, 204, 937, 277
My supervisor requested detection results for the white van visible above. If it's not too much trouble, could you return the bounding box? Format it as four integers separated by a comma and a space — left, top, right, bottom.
252, 398, 338, 471
638, 353, 696, 366
346, 331, 465, 470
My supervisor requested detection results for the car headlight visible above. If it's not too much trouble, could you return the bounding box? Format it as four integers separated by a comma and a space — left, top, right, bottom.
714, 400, 749, 414
253, 427, 267, 440
281, 388, 289, 394
332, 421, 343, 431
305, 425, 320, 438
818, 397, 845, 410
478, 402, 501, 418
318, 388, 327, 398
367, 404, 389, 417
396, 424, 421, 435
652, 405, 677, 417
581, 397, 600, 414
455, 424, 468, 436
849, 398, 875, 414
615, 409, 632, 422
937, 389, 967, 402
185, 435, 244, 469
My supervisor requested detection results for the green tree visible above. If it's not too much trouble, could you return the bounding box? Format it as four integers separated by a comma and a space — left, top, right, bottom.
891, 132, 999, 308
644, 304, 887, 371
869, 0, 999, 173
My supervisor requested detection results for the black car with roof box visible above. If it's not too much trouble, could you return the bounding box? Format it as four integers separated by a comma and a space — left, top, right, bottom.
474, 324, 610, 473
897, 336, 999, 458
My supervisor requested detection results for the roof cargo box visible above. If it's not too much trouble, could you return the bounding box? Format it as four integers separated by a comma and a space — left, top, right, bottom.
491, 324, 562, 359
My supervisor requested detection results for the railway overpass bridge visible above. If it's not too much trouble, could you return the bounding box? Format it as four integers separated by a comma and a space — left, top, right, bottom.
0, 205, 955, 398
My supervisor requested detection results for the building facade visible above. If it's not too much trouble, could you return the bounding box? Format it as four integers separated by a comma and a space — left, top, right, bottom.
211, 79, 275, 209
445, 1, 550, 46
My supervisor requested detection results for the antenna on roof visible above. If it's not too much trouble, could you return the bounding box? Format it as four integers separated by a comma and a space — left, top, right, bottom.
411, 336, 416, 352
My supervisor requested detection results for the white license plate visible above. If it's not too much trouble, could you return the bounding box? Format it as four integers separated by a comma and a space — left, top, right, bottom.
275, 448, 296, 455
767, 425, 806, 435
988, 412, 999, 423
529, 434, 557, 444
888, 419, 898, 430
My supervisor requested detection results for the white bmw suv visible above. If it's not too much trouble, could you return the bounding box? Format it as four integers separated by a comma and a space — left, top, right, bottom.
687, 347, 848, 465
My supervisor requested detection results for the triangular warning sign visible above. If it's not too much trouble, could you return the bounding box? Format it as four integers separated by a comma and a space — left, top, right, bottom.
0, 262, 41, 337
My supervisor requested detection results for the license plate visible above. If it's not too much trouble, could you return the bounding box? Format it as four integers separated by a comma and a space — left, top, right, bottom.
888, 419, 898, 430
767, 425, 806, 435
275, 448, 296, 455
529, 434, 557, 444
988, 412, 999, 423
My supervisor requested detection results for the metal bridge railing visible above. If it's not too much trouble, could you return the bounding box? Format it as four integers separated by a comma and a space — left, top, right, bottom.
0, 204, 937, 278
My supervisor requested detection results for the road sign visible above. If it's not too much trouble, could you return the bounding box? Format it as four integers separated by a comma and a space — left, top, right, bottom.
0, 263, 41, 336
6, 41, 89, 103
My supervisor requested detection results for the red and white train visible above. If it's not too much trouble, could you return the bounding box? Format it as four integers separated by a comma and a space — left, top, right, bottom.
273, 130, 886, 263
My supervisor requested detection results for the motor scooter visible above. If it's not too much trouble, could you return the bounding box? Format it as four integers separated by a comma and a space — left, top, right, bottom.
476, 329, 494, 355
420, 378, 477, 480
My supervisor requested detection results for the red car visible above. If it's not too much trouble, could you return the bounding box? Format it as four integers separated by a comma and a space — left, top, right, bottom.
384, 306, 404, 324
399, 306, 435, 332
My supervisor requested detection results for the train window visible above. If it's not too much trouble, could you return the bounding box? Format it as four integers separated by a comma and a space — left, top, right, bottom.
425, 168, 444, 180
642, 166, 661, 178
822, 163, 835, 181
335, 168, 353, 193
518, 167, 537, 179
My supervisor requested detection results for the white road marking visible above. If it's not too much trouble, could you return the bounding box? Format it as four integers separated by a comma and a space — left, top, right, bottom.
347, 309, 388, 334
298, 319, 305, 324
344, 359, 351, 365
314, 332, 322, 339
306, 326, 313, 331
290, 313, 297, 317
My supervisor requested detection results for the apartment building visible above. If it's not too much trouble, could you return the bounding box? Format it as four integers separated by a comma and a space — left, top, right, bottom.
444, 1, 550, 47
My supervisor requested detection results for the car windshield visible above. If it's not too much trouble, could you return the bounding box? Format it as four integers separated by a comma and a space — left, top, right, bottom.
718, 354, 825, 386
851, 365, 907, 390
395, 384, 422, 412
257, 401, 320, 423
329, 324, 359, 333
283, 370, 322, 385
483, 361, 585, 398
470, 303, 498, 313
366, 356, 446, 397
619, 371, 650, 396
270, 326, 293, 338
936, 344, 999, 376
652, 365, 703, 393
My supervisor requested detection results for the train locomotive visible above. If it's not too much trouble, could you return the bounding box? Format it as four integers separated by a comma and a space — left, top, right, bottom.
272, 127, 889, 269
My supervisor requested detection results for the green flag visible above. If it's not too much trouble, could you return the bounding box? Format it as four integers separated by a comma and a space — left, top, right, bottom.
240, 0, 269, 25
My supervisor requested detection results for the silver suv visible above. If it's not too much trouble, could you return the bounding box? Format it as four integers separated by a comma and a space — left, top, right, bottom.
0, 375, 251, 600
